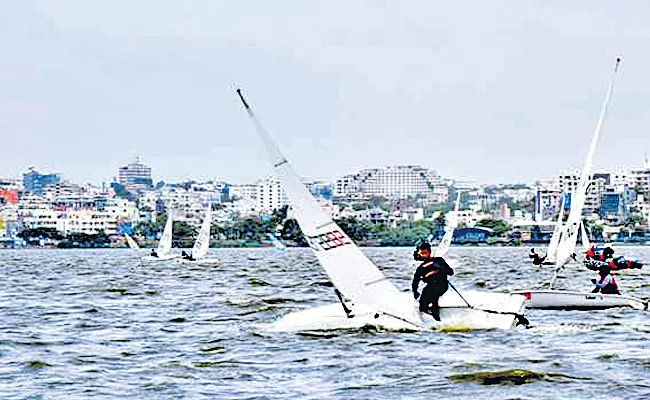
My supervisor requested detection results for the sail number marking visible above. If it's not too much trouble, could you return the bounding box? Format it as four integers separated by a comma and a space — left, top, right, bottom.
307, 230, 351, 251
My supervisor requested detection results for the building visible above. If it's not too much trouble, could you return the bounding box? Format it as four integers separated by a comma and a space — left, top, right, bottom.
334, 165, 442, 200
256, 177, 287, 213
23, 168, 61, 195
118, 157, 153, 191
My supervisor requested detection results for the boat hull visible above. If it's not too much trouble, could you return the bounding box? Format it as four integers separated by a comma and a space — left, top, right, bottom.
268, 291, 527, 332
512, 289, 648, 310
177, 258, 219, 266
142, 254, 181, 261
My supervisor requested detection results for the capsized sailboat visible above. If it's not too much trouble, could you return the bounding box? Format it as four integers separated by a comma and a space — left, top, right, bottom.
179, 208, 219, 266
513, 57, 646, 310
143, 210, 180, 261
237, 89, 527, 331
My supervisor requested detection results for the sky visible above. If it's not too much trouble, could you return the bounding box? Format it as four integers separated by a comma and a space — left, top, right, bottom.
1, 1, 650, 185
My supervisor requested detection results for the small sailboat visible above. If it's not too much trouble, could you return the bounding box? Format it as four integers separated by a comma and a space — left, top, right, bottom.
513, 57, 646, 311
125, 234, 140, 250
143, 210, 180, 261
237, 89, 527, 331
434, 192, 460, 258
541, 193, 567, 265
267, 232, 286, 250
179, 208, 219, 266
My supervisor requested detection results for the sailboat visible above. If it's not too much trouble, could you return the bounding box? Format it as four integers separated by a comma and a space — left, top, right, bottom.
266, 232, 286, 250
178, 208, 219, 266
142, 210, 180, 261
125, 234, 140, 250
434, 192, 460, 258
237, 89, 527, 331
541, 193, 567, 265
513, 57, 647, 311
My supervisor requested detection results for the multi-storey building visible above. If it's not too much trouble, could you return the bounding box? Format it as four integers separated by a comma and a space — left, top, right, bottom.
118, 157, 153, 191
256, 177, 287, 213
334, 165, 442, 200
23, 168, 61, 195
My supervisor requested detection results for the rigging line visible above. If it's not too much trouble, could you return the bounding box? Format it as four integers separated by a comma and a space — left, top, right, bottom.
447, 281, 529, 326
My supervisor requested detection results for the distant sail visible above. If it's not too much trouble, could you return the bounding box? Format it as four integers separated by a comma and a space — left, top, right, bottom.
434, 192, 461, 257
125, 234, 139, 250
158, 211, 174, 255
192, 208, 212, 260
557, 58, 620, 267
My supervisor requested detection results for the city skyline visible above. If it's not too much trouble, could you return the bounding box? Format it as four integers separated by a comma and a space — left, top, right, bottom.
2, 2, 650, 184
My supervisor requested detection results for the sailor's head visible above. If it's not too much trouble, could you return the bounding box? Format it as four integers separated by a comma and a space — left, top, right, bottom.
530, 248, 536, 253
416, 242, 432, 258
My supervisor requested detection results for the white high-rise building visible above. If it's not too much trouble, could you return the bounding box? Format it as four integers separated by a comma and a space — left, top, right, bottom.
118, 157, 153, 191
334, 165, 441, 200
256, 177, 286, 213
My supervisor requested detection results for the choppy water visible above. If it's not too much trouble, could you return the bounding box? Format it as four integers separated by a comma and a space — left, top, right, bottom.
1, 247, 649, 399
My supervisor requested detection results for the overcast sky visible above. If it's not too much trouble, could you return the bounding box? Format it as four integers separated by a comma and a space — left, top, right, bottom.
1, 1, 649, 185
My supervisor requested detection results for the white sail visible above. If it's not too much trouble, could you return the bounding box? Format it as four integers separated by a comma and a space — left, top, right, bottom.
125, 234, 139, 250
435, 192, 461, 257
192, 208, 212, 260
557, 58, 621, 267
267, 233, 286, 250
237, 90, 422, 327
158, 211, 174, 255
545, 193, 566, 263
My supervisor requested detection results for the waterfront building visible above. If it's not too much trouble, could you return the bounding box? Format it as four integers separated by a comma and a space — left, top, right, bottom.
118, 157, 153, 191
23, 168, 61, 195
334, 165, 442, 200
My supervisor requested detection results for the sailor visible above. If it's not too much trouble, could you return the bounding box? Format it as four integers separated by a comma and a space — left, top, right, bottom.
591, 266, 620, 295
529, 248, 546, 266
602, 244, 615, 260
181, 250, 195, 261
412, 242, 454, 321
151, 249, 158, 258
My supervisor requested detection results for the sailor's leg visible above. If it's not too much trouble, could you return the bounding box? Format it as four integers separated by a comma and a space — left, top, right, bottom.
429, 283, 449, 321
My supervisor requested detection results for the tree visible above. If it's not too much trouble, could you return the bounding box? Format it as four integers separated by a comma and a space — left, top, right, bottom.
475, 219, 511, 235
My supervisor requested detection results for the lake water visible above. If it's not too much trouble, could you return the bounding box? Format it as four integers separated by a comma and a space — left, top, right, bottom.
1, 247, 649, 399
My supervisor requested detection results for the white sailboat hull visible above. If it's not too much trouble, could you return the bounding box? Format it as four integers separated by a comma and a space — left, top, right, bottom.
177, 258, 219, 266
268, 291, 527, 332
142, 254, 181, 262
512, 289, 647, 310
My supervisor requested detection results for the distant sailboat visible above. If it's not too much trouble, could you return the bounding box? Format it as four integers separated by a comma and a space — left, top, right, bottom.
143, 210, 180, 261
513, 57, 646, 311
125, 234, 140, 250
179, 208, 219, 266
267, 232, 286, 250
237, 89, 527, 331
542, 193, 567, 265
434, 192, 460, 258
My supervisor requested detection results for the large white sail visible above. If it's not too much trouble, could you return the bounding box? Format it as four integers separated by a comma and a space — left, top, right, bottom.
435, 192, 460, 257
192, 208, 212, 260
557, 58, 621, 267
237, 89, 422, 327
158, 211, 174, 255
125, 234, 140, 250
545, 193, 566, 263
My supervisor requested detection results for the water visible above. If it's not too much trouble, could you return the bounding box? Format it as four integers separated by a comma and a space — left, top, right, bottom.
1, 247, 649, 399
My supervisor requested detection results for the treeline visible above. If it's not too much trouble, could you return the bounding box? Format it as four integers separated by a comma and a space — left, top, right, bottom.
18, 227, 111, 248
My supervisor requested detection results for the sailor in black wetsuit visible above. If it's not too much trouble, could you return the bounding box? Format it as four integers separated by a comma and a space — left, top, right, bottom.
529, 248, 546, 266
181, 251, 195, 261
412, 242, 454, 321
151, 249, 158, 258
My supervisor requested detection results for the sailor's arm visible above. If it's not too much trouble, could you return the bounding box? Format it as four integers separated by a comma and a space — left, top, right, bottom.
412, 267, 422, 296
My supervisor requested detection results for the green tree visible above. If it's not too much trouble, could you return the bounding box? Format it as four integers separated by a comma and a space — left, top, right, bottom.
475, 219, 511, 235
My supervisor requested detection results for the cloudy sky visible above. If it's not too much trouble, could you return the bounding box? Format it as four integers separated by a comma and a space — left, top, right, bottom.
1, 1, 649, 185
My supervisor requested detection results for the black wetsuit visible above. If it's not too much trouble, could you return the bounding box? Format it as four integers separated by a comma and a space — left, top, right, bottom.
412, 257, 454, 321
529, 252, 546, 266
